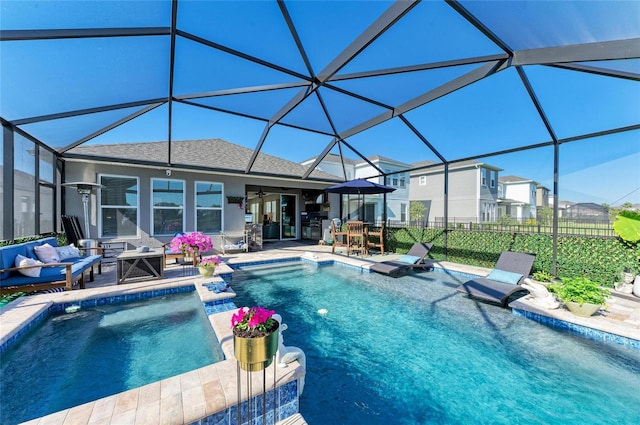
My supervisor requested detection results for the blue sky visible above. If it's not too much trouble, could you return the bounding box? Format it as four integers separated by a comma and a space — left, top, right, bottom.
1, 0, 639, 205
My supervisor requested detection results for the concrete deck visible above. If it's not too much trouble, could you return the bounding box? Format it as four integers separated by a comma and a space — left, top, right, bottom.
2, 241, 639, 424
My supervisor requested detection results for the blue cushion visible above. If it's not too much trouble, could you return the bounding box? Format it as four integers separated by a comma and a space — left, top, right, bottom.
398, 255, 421, 264
486, 269, 523, 285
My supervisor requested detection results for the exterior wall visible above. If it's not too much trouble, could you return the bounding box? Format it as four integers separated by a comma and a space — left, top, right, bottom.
63, 161, 328, 249
411, 165, 482, 224
537, 187, 550, 208
502, 181, 538, 219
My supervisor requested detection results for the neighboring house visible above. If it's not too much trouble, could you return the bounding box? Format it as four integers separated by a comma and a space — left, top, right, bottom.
64, 139, 337, 248
563, 202, 610, 222
498, 175, 538, 221
536, 185, 550, 208
300, 154, 411, 224
409, 160, 502, 225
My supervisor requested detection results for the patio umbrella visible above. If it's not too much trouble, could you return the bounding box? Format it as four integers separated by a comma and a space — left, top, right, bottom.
325, 179, 396, 222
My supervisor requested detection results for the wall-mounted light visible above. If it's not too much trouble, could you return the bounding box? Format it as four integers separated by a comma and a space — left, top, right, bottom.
166, 169, 172, 177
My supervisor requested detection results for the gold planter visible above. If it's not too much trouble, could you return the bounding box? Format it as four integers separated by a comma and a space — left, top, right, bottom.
233, 322, 279, 371
198, 266, 214, 277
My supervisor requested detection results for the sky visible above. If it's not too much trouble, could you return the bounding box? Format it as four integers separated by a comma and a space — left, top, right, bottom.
1, 0, 639, 205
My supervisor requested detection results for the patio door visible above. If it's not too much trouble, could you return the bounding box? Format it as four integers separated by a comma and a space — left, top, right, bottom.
281, 194, 297, 239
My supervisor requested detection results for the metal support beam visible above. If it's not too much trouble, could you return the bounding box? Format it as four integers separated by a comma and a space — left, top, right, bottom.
12, 98, 168, 126
2, 124, 14, 240
0, 27, 170, 41
302, 138, 339, 180
513, 38, 640, 66
167, 0, 179, 166
60, 103, 164, 153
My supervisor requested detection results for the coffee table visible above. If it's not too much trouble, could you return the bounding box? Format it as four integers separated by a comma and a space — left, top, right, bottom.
116, 248, 164, 284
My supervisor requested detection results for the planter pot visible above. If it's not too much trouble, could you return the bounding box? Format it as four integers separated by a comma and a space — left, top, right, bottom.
565, 301, 601, 317
198, 266, 214, 277
634, 275, 640, 298
233, 322, 279, 371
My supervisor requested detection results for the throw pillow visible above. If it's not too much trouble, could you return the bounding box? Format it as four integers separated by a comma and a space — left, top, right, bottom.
15, 254, 43, 277
486, 269, 523, 285
398, 254, 421, 264
33, 243, 60, 263
56, 244, 81, 260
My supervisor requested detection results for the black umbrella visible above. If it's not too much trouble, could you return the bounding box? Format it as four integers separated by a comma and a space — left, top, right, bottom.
325, 179, 396, 222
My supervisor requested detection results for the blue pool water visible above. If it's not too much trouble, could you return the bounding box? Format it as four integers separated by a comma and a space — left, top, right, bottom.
0, 291, 223, 424
230, 263, 640, 425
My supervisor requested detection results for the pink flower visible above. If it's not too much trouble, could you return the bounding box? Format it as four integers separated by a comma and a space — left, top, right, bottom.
199, 255, 221, 268
231, 306, 276, 333
170, 232, 214, 253
231, 307, 249, 328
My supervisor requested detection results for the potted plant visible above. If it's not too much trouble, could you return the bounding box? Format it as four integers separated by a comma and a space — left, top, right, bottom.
231, 306, 280, 371
549, 276, 610, 317
170, 231, 213, 265
197, 255, 220, 277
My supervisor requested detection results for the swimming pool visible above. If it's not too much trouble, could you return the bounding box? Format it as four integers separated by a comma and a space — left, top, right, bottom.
0, 290, 224, 425
230, 262, 640, 425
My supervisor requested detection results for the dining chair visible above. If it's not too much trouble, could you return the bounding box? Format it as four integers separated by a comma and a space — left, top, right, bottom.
365, 223, 385, 255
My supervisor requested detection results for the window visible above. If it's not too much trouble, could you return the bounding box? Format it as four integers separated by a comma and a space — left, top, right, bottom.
399, 175, 405, 188
39, 147, 55, 233
100, 175, 139, 237
152, 178, 184, 235
419, 175, 426, 186
195, 181, 222, 233
400, 203, 407, 222
481, 168, 487, 186
490, 171, 495, 188
14, 135, 36, 238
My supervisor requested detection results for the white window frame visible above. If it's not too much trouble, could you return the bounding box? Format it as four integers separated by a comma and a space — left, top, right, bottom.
490, 171, 495, 188
151, 178, 185, 236
481, 168, 487, 186
195, 181, 224, 233
419, 176, 426, 186
98, 174, 140, 238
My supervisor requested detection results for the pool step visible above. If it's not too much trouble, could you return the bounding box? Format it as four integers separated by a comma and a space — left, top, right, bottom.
276, 413, 308, 425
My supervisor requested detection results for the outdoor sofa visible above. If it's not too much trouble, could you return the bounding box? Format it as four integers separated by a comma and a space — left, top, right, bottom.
0, 236, 102, 295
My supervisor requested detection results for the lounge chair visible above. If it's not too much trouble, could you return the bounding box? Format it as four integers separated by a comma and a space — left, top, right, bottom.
370, 242, 433, 277
456, 251, 536, 307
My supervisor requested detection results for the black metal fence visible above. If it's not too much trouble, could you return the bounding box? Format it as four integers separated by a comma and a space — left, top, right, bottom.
383, 217, 616, 238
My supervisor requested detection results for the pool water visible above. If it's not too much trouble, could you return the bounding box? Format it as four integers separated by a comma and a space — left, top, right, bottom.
231, 263, 640, 425
0, 291, 223, 424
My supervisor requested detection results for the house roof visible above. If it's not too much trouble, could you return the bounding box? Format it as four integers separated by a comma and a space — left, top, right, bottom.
68, 139, 340, 181
499, 175, 536, 184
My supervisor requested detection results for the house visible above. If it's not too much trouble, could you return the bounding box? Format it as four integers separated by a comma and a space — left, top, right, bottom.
63, 139, 338, 249
536, 185, 550, 208
563, 202, 610, 222
300, 154, 411, 224
498, 175, 538, 221
409, 160, 502, 225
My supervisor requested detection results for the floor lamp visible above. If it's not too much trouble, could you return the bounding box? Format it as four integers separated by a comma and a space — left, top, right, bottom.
62, 182, 103, 239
